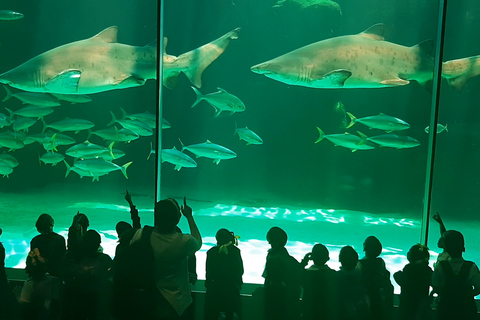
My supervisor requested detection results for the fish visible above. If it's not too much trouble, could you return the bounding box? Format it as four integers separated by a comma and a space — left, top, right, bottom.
0, 160, 13, 177
63, 160, 108, 182
28, 132, 76, 148
346, 112, 410, 132
100, 149, 125, 161
162, 118, 171, 129
163, 27, 241, 89
42, 117, 94, 134
191, 87, 246, 117
0, 153, 19, 168
161, 147, 197, 171
88, 126, 139, 143
251, 24, 480, 91
235, 125, 263, 145
0, 132, 24, 150
40, 152, 65, 166
0, 10, 24, 20
51, 93, 92, 104
65, 141, 115, 159
0, 112, 12, 128
315, 128, 375, 152
64, 158, 132, 180
2, 86, 61, 107
0, 26, 240, 94
367, 134, 420, 149
425, 124, 448, 134
5, 106, 54, 119
108, 111, 152, 136
273, 0, 341, 14
180, 139, 237, 164
12, 116, 37, 132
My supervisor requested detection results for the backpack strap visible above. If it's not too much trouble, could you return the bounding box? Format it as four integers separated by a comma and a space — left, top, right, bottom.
440, 260, 454, 277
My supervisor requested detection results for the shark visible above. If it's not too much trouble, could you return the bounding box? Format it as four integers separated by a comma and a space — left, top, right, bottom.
0, 26, 240, 95
251, 23, 480, 91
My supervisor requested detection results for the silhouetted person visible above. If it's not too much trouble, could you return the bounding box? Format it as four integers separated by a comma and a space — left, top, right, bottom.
67, 212, 89, 254
0, 227, 17, 320
358, 236, 393, 320
432, 230, 480, 320
337, 246, 369, 320
130, 197, 202, 320
204, 228, 244, 320
300, 243, 338, 320
19, 249, 62, 320
394, 244, 433, 320
262, 227, 301, 320
30, 213, 66, 277
61, 229, 113, 320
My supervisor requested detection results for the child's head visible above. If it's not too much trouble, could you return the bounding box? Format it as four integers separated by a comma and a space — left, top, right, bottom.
25, 248, 47, 279
363, 236, 382, 258
266, 227, 287, 249
36, 213, 54, 234
444, 230, 465, 258
83, 230, 101, 254
116, 221, 132, 239
216, 228, 235, 246
407, 244, 430, 264
154, 199, 181, 233
311, 244, 329, 266
339, 245, 359, 271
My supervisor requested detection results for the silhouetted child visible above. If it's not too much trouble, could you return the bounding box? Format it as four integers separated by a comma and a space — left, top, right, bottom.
358, 236, 394, 320
204, 228, 244, 320
394, 244, 433, 320
61, 230, 112, 320
30, 213, 66, 277
337, 245, 370, 320
432, 230, 480, 320
67, 212, 90, 254
300, 243, 338, 320
19, 249, 62, 320
263, 227, 301, 320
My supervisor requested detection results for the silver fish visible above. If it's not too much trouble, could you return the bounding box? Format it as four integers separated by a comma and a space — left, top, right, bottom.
191, 87, 245, 117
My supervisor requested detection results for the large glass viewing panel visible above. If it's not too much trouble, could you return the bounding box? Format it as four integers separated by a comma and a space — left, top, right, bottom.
428, 1, 480, 264
0, 0, 158, 267
161, 0, 443, 286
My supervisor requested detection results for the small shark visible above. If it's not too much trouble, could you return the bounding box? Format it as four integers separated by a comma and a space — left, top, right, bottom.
0, 26, 240, 94
251, 24, 480, 91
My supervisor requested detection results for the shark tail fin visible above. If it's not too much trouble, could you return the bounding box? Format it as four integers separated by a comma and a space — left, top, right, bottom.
443, 56, 480, 92
108, 111, 117, 126
346, 112, 356, 129
315, 127, 325, 144
120, 161, 133, 179
191, 87, 204, 108
181, 27, 241, 88
2, 86, 12, 103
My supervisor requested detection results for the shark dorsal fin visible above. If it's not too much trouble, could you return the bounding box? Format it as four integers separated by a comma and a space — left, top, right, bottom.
217, 87, 227, 93
172, 146, 177, 150
206, 140, 212, 144
93, 26, 118, 43
163, 38, 168, 52
360, 23, 385, 41
379, 113, 386, 116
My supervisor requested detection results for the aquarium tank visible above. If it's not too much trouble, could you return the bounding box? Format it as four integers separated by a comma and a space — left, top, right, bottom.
1, 0, 480, 293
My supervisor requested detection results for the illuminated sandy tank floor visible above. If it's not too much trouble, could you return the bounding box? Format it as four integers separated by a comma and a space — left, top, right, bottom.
2, 184, 479, 293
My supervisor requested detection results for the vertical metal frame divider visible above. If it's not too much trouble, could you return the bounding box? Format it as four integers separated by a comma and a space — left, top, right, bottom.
421, 0, 448, 246
155, 0, 165, 203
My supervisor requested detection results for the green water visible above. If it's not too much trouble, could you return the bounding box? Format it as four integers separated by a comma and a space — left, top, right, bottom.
1, 0, 480, 291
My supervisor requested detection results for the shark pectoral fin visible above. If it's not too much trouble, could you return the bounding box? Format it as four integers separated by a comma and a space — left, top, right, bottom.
114, 75, 145, 87
321, 69, 352, 87
447, 75, 469, 92
45, 70, 81, 94
164, 73, 180, 89
380, 78, 410, 86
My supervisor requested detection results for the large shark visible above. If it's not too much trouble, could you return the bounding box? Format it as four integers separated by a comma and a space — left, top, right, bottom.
251, 24, 480, 91
0, 26, 240, 94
